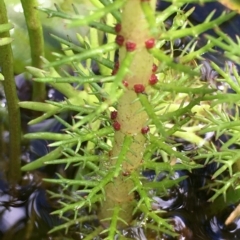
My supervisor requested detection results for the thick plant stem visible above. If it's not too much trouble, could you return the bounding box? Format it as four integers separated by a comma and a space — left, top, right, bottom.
0, 0, 21, 183
21, 0, 46, 102
99, 0, 156, 228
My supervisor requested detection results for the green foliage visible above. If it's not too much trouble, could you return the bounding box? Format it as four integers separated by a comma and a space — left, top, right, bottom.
0, 0, 21, 183
0, 22, 13, 80
15, 0, 240, 238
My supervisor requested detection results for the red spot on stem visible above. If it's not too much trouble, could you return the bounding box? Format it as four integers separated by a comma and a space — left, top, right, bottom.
152, 63, 157, 73
126, 41, 136, 52
112, 68, 118, 75
134, 84, 145, 93
111, 110, 118, 120
141, 126, 149, 134
115, 23, 122, 33
122, 80, 129, 87
115, 35, 124, 46
113, 121, 121, 131
145, 38, 155, 49
149, 74, 158, 85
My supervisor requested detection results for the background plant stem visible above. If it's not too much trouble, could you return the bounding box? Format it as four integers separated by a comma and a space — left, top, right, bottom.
98, 0, 156, 228
0, 0, 21, 183
20, 0, 46, 102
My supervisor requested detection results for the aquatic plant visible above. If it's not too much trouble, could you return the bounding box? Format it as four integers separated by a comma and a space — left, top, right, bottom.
0, 0, 21, 184
1, 0, 240, 238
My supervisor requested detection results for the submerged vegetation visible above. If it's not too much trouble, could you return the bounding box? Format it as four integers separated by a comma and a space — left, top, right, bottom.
1, 0, 240, 239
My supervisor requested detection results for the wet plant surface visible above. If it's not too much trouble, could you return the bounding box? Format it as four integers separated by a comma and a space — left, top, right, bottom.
1, 1, 240, 239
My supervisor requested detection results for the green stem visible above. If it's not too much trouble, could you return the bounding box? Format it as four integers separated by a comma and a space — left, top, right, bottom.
20, 0, 46, 102
98, 0, 156, 228
0, 0, 21, 183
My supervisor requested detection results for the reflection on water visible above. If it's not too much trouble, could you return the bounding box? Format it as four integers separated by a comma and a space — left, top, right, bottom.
0, 179, 60, 239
